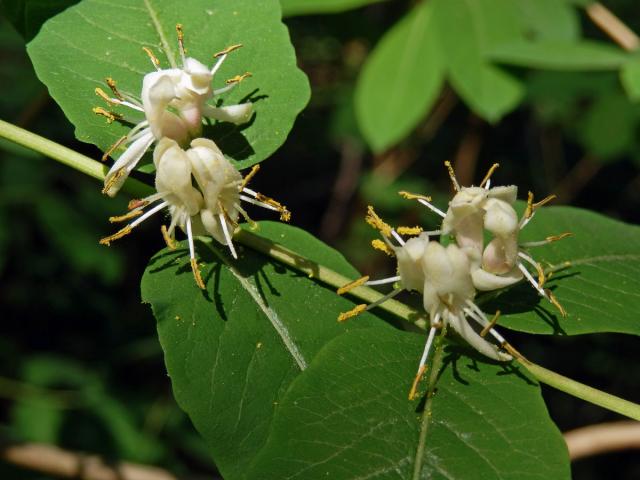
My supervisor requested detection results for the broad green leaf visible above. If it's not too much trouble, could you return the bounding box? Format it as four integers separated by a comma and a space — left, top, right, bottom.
249, 327, 570, 479
489, 41, 628, 71
355, 2, 444, 152
27, 0, 310, 170
620, 59, 640, 101
515, 0, 580, 41
0, 0, 79, 41
141, 222, 387, 479
487, 206, 640, 336
432, 0, 524, 122
574, 92, 639, 161
280, 0, 385, 17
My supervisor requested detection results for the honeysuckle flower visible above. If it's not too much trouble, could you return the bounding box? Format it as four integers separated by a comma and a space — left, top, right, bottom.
403, 162, 569, 316
95, 24, 253, 196
100, 138, 290, 289
337, 206, 512, 400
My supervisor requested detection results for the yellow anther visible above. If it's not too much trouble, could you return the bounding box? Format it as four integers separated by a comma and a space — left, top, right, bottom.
524, 191, 535, 219
161, 225, 177, 250
218, 201, 239, 228
191, 258, 206, 290
105, 77, 123, 100
480, 163, 500, 188
398, 190, 432, 202
371, 239, 394, 256
101, 168, 126, 194
99, 226, 133, 246
365, 206, 392, 237
226, 72, 252, 84
534, 194, 556, 209
142, 46, 161, 67
101, 135, 128, 162
255, 193, 290, 222
176, 23, 184, 41
396, 226, 422, 236
95, 87, 116, 105
532, 261, 546, 288
109, 210, 143, 223
337, 276, 370, 296
337, 304, 367, 322
214, 44, 243, 57
93, 107, 121, 123
547, 232, 572, 243
241, 164, 260, 190
408, 365, 427, 401
546, 290, 567, 318
444, 160, 460, 191
480, 310, 501, 337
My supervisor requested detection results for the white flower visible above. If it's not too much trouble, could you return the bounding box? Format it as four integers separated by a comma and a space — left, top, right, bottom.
100, 138, 290, 288
337, 206, 512, 399
95, 25, 253, 196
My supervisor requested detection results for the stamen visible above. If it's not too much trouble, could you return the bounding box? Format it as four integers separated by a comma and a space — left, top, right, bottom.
518, 252, 546, 288
219, 213, 238, 259
106, 77, 124, 100
239, 195, 279, 212
95, 87, 116, 104
517, 262, 547, 297
226, 72, 252, 84
101, 168, 127, 194
396, 226, 422, 236
101, 135, 128, 162
464, 302, 509, 346
546, 290, 567, 317
214, 44, 243, 58
523, 191, 535, 220
444, 161, 460, 192
109, 210, 143, 223
99, 226, 132, 246
534, 194, 556, 209
480, 163, 500, 188
408, 325, 438, 401
365, 275, 401, 286
365, 287, 403, 311
398, 191, 446, 218
129, 200, 169, 229
128, 198, 149, 210
390, 229, 405, 246
365, 206, 392, 237
480, 310, 500, 337
234, 203, 258, 230
371, 239, 395, 256
240, 164, 260, 190
92, 107, 122, 124
338, 304, 367, 322
519, 232, 572, 248
186, 217, 205, 289
337, 276, 370, 295
176, 24, 186, 63
255, 193, 291, 222
142, 47, 161, 70
161, 225, 177, 250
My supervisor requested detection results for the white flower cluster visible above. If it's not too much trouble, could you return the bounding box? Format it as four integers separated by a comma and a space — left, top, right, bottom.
338, 162, 569, 399
97, 25, 289, 288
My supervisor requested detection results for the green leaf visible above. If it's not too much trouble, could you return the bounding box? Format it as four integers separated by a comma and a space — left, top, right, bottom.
489, 41, 628, 71
355, 2, 444, 152
515, 0, 580, 41
574, 92, 639, 161
27, 0, 310, 170
489, 206, 640, 336
620, 58, 640, 101
249, 327, 570, 479
0, 0, 79, 41
280, 0, 385, 17
141, 222, 387, 479
432, 0, 524, 122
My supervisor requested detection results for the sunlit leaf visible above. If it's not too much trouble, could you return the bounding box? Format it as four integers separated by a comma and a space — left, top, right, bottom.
249, 327, 570, 479
27, 0, 310, 170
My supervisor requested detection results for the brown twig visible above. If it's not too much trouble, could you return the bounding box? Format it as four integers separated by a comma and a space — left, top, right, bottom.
452, 115, 483, 187
586, 2, 639, 51
552, 155, 603, 204
1, 442, 179, 480
564, 421, 640, 460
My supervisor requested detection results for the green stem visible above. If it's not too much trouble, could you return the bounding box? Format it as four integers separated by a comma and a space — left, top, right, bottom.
2, 121, 640, 422
412, 326, 447, 480
0, 119, 152, 198
518, 359, 640, 421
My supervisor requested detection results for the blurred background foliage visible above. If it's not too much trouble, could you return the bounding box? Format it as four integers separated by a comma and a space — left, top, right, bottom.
0, 0, 639, 478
